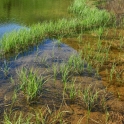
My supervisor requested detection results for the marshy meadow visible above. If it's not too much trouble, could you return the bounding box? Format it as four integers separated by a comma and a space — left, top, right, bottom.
0, 0, 124, 123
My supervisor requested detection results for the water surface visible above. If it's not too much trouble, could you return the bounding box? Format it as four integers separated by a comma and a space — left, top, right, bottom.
0, 0, 71, 37
0, 0, 71, 25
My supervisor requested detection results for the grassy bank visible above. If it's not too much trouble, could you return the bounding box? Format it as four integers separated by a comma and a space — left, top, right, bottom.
0, 0, 111, 56
1, 0, 124, 124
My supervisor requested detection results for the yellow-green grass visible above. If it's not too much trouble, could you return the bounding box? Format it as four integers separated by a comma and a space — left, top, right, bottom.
0, 0, 111, 57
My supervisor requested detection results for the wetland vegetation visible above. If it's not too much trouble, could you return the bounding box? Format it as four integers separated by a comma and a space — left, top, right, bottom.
0, 0, 124, 123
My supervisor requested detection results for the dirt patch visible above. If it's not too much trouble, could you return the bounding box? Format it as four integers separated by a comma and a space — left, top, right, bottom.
98, 0, 124, 26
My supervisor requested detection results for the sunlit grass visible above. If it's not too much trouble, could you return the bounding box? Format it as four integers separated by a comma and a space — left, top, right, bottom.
0, 0, 111, 56
1, 0, 123, 123
16, 67, 47, 101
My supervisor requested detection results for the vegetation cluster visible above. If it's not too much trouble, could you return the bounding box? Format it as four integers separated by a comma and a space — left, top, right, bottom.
0, 0, 124, 124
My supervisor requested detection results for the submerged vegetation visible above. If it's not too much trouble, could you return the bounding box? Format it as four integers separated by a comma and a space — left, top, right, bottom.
1, 0, 124, 123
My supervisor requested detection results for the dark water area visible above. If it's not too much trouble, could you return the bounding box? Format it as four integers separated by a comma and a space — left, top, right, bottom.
0, 0, 74, 81
0, 0, 71, 38
0, 39, 77, 81
0, 0, 71, 24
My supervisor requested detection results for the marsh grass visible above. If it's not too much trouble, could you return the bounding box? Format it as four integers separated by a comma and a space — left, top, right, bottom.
52, 63, 59, 82
67, 52, 85, 75
0, 19, 76, 56
40, 54, 49, 67
107, 61, 124, 85
115, 69, 124, 84
77, 33, 83, 44
81, 85, 99, 112
95, 26, 105, 40
54, 36, 63, 47
1, 60, 10, 77
60, 63, 70, 84
3, 111, 33, 124
11, 89, 18, 106
109, 62, 116, 82
16, 67, 47, 102
69, 0, 111, 28
105, 110, 110, 124
80, 38, 111, 78
68, 79, 77, 101
81, 85, 101, 124
3, 105, 67, 124
1, 0, 122, 123
33, 47, 48, 66
35, 107, 52, 124
0, 0, 111, 56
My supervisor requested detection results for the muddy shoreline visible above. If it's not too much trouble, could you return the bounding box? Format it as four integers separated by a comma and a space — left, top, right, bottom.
0, 0, 124, 123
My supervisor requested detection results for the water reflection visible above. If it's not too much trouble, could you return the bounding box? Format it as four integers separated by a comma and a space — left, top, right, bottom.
3, 0, 12, 20
0, 23, 25, 38
7, 39, 77, 61
0, 0, 71, 25
0, 39, 77, 80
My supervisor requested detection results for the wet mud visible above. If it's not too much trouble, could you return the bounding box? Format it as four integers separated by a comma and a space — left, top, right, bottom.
0, 37, 124, 123
0, 1, 124, 123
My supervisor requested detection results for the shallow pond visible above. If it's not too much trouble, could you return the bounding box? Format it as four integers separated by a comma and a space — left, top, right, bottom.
0, 38, 105, 123
0, 0, 71, 38
0, 0, 124, 123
